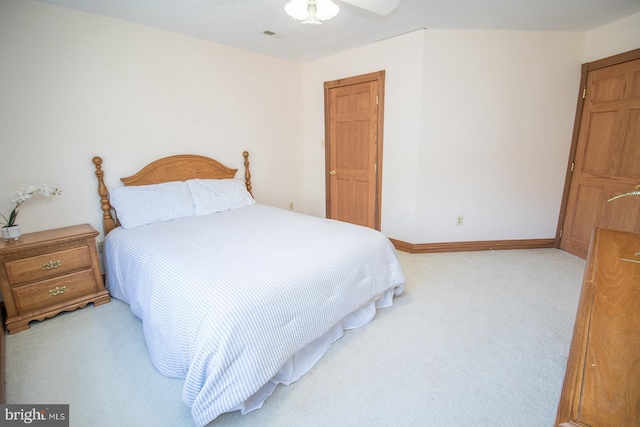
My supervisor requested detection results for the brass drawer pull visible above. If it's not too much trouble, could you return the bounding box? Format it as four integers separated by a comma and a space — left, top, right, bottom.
48, 286, 67, 296
42, 260, 62, 270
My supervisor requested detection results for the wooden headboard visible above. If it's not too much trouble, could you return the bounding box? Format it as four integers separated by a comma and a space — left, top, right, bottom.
93, 151, 252, 236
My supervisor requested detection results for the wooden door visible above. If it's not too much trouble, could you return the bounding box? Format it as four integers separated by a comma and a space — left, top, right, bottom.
558, 52, 640, 258
324, 71, 385, 230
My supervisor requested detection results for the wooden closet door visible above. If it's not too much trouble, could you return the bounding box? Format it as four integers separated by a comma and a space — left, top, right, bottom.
324, 71, 385, 230
559, 57, 640, 258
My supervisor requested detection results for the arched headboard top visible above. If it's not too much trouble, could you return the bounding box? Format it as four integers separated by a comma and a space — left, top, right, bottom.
120, 154, 238, 186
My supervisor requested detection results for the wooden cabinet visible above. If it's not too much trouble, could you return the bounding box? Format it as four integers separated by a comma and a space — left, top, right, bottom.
0, 224, 110, 334
556, 228, 640, 426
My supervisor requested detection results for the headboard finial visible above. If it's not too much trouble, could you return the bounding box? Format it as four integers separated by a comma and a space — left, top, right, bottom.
93, 156, 117, 236
243, 151, 253, 198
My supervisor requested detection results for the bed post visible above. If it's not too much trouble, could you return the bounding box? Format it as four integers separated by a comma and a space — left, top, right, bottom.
93, 156, 117, 236
243, 151, 253, 198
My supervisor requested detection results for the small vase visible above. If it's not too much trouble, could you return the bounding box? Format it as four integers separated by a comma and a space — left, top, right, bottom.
2, 225, 22, 242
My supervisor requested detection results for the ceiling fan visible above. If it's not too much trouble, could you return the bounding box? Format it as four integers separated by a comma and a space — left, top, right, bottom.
205, 0, 400, 25
287, 0, 399, 24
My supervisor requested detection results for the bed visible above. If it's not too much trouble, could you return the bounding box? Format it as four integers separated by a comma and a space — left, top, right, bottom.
92, 152, 405, 426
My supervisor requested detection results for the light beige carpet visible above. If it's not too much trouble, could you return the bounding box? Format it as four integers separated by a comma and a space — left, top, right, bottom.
6, 248, 586, 426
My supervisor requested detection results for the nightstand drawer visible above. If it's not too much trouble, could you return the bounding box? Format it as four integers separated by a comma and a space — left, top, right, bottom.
12, 269, 98, 313
5, 246, 92, 285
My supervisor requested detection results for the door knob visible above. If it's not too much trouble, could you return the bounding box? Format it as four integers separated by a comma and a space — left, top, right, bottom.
329, 170, 337, 176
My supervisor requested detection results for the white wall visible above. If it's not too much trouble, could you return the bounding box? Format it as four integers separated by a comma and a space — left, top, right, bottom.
0, 0, 304, 238
2, 1, 639, 245
415, 30, 585, 243
584, 11, 640, 62
302, 29, 585, 243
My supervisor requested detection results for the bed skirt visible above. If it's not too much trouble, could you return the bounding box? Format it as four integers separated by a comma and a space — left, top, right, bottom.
225, 287, 400, 416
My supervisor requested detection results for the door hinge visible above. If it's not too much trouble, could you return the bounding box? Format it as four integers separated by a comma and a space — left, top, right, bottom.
582, 86, 587, 99
376, 94, 379, 105
559, 229, 563, 239
570, 162, 575, 172
374, 163, 377, 172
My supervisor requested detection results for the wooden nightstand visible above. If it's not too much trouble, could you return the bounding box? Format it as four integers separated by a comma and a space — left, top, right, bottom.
0, 224, 110, 334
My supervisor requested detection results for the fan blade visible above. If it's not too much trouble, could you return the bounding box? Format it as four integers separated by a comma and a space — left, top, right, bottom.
340, 0, 399, 15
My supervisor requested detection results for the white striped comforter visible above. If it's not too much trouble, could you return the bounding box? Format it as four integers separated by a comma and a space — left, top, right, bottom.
104, 203, 405, 426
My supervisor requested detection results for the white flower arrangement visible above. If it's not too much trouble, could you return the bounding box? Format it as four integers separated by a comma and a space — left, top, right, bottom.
1, 184, 62, 228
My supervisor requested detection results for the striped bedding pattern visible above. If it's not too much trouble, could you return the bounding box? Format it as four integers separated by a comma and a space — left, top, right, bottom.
104, 203, 405, 426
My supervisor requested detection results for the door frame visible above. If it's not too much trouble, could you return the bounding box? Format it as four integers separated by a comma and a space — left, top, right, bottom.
555, 48, 640, 248
323, 70, 386, 230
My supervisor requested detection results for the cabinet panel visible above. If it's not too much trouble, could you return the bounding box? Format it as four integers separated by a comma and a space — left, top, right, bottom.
5, 246, 92, 285
556, 228, 640, 426
12, 269, 97, 313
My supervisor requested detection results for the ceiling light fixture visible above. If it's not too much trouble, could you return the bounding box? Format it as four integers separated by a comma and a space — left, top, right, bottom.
284, 0, 340, 25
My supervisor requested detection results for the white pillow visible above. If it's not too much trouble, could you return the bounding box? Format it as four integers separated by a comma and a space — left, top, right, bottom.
187, 179, 255, 216
109, 181, 196, 229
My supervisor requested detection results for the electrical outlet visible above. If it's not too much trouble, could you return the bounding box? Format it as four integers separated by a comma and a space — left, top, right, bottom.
456, 215, 464, 226
97, 241, 104, 253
